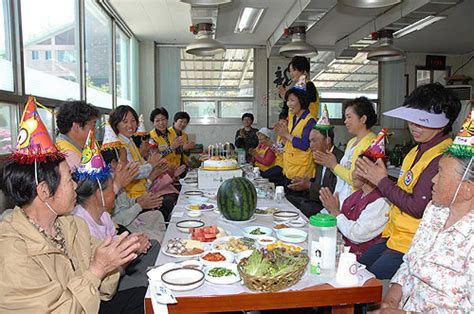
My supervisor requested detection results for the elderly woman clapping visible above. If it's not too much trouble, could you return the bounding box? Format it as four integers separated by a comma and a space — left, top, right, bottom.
73, 130, 160, 293
0, 98, 143, 313
378, 112, 473, 313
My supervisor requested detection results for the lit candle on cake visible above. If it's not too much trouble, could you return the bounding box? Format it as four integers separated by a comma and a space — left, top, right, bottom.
208, 145, 211, 159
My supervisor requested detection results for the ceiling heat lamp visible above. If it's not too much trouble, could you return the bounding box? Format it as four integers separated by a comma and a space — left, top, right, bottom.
185, 23, 226, 56
338, 0, 401, 9
367, 29, 405, 62
279, 26, 318, 58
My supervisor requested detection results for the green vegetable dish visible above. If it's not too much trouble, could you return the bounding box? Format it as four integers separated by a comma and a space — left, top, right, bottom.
249, 227, 265, 235
208, 267, 236, 277
241, 248, 308, 278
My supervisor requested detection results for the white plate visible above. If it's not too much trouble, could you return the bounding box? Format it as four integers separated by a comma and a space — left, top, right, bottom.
186, 203, 216, 212
199, 250, 234, 266
220, 215, 256, 224
275, 228, 308, 243
212, 236, 256, 253
162, 239, 207, 258
204, 263, 241, 285
242, 226, 273, 239
254, 207, 281, 216
188, 227, 229, 242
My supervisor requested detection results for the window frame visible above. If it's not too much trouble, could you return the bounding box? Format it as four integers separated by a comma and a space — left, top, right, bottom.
182, 96, 256, 125
0, 0, 138, 156
180, 48, 256, 125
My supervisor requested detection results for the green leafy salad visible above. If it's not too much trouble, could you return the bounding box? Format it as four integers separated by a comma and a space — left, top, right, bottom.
249, 227, 265, 235
241, 248, 308, 277
208, 267, 236, 277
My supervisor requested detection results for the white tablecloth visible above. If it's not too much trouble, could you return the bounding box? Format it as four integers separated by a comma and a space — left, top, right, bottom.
146, 183, 374, 311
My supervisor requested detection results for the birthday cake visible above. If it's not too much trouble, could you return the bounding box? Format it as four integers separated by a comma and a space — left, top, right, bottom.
202, 156, 239, 170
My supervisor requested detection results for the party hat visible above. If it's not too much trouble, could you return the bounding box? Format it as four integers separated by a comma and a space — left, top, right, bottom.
74, 129, 111, 181
101, 122, 123, 150
447, 107, 473, 158
10, 96, 64, 164
292, 74, 307, 92
135, 114, 148, 136
361, 128, 388, 160
313, 104, 332, 130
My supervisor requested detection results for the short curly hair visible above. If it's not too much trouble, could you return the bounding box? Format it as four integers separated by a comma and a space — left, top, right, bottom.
56, 101, 100, 134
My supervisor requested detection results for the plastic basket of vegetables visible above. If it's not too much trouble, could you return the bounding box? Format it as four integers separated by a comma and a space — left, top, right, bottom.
237, 248, 309, 292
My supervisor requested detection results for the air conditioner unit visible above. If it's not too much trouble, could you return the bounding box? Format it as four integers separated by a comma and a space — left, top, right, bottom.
445, 85, 472, 136
445, 84, 472, 101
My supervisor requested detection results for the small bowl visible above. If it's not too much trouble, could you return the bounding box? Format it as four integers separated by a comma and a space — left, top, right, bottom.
161, 268, 205, 291
257, 236, 276, 247
288, 219, 306, 228
185, 196, 209, 204
242, 226, 273, 239
199, 250, 234, 266
275, 228, 308, 243
187, 210, 202, 218
273, 211, 299, 222
176, 219, 205, 233
180, 260, 204, 270
272, 223, 290, 233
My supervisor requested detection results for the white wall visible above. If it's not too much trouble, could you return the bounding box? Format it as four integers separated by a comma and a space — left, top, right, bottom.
139, 41, 158, 131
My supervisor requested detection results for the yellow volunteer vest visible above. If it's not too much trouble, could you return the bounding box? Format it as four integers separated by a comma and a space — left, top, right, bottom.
274, 135, 284, 168
149, 128, 180, 167
168, 127, 189, 167
283, 112, 316, 179
56, 138, 82, 157
382, 137, 452, 253
121, 138, 147, 198
307, 79, 320, 119
255, 145, 275, 172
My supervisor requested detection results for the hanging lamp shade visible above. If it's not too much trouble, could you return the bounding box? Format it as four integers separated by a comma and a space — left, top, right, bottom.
367, 30, 405, 62
179, 0, 232, 5
338, 0, 401, 8
186, 23, 226, 56
279, 26, 318, 58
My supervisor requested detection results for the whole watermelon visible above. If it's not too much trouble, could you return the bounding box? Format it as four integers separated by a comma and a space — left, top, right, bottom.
217, 177, 257, 221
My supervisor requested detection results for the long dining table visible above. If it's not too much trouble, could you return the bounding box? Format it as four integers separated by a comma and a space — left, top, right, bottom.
145, 178, 383, 313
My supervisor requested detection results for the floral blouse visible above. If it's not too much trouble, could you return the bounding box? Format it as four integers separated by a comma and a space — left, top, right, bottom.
391, 202, 473, 312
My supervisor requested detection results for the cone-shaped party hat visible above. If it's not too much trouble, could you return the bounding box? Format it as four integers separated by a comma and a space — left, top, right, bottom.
10, 96, 64, 164
74, 129, 111, 181
361, 128, 388, 160
313, 104, 332, 130
135, 114, 148, 137
101, 122, 123, 150
292, 75, 307, 92
447, 106, 473, 158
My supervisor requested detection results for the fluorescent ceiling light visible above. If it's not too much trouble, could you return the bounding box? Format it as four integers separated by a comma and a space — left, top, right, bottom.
393, 15, 447, 38
234, 7, 264, 34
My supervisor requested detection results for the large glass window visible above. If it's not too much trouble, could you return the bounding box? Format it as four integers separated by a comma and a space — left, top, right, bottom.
37, 107, 55, 141
85, 0, 112, 108
0, 103, 15, 155
0, 0, 14, 92
116, 27, 131, 106
181, 48, 254, 122
21, 0, 80, 100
